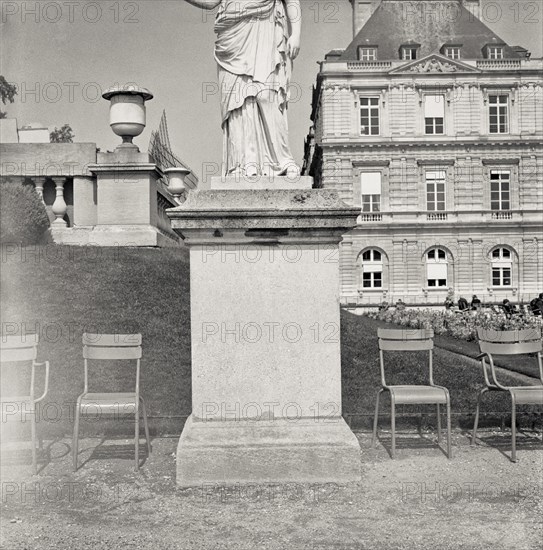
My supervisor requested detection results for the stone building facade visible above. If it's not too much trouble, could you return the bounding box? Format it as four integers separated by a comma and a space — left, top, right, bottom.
303, 0, 543, 308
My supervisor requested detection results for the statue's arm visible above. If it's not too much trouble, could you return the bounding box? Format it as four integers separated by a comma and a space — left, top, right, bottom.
284, 0, 301, 59
184, 0, 221, 9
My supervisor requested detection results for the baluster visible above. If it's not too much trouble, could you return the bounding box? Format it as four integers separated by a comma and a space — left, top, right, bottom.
51, 177, 68, 227
33, 176, 46, 203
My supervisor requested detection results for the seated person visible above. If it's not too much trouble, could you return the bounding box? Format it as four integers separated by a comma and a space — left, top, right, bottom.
471, 295, 482, 310
458, 297, 469, 311
530, 293, 543, 316
502, 299, 515, 317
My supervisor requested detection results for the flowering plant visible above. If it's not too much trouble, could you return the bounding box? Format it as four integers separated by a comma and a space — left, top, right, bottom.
365, 307, 542, 341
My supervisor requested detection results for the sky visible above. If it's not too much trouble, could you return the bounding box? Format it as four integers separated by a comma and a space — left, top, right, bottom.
2, 0, 542, 179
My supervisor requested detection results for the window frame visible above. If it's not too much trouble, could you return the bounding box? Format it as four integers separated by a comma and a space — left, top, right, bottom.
401, 46, 418, 60
359, 96, 380, 136
360, 249, 384, 289
358, 47, 377, 61
487, 46, 504, 59
425, 170, 447, 212
425, 247, 448, 288
444, 46, 461, 59
490, 170, 511, 211
424, 94, 445, 135
488, 94, 509, 134
490, 247, 513, 288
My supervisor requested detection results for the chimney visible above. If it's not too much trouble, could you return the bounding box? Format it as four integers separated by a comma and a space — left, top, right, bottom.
462, 0, 481, 20
350, 0, 381, 38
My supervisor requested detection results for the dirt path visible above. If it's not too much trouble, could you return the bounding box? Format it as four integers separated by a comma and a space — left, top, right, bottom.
1, 432, 541, 549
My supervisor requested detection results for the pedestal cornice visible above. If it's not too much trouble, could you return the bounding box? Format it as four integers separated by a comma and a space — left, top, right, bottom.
166, 189, 360, 244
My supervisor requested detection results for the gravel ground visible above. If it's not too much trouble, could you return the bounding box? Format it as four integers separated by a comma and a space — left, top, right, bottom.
1, 431, 542, 550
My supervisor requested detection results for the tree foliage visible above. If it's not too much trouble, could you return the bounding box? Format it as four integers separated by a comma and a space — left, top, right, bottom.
0, 76, 17, 119
0, 179, 50, 245
50, 124, 75, 143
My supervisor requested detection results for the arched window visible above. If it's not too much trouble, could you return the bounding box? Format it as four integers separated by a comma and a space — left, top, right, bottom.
491, 247, 512, 287
361, 249, 383, 288
426, 247, 448, 287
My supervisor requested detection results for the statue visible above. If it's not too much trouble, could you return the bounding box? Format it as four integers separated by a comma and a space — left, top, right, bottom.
185, 0, 301, 177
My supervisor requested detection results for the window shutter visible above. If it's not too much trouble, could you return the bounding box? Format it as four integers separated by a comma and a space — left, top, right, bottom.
424, 95, 445, 118
427, 263, 447, 279
361, 172, 382, 195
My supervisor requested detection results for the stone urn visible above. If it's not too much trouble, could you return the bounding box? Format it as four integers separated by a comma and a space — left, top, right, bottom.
102, 85, 153, 150
164, 167, 191, 204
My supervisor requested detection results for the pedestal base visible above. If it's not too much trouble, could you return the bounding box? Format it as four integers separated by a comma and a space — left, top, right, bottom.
176, 415, 361, 487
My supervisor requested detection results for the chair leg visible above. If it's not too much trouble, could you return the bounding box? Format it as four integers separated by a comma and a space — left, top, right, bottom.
134, 406, 140, 471
471, 388, 488, 445
371, 389, 383, 448
72, 401, 81, 472
140, 398, 151, 456
31, 408, 37, 475
511, 395, 517, 463
391, 397, 396, 459
436, 403, 442, 445
446, 398, 452, 459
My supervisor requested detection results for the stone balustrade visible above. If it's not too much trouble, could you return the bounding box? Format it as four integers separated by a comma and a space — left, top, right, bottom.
357, 209, 539, 225
0, 143, 186, 246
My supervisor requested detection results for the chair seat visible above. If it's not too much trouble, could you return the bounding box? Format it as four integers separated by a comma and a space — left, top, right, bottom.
79, 393, 140, 412
388, 385, 448, 404
509, 387, 543, 405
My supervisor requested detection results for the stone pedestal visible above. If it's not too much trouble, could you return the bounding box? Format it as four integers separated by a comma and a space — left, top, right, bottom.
168, 186, 361, 486
88, 149, 179, 246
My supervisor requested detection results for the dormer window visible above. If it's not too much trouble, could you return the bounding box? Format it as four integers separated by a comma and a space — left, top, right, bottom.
485, 45, 504, 59
444, 46, 461, 59
358, 47, 377, 61
401, 46, 419, 60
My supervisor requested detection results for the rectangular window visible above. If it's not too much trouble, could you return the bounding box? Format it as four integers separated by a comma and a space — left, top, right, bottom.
361, 172, 382, 212
360, 97, 380, 136
490, 170, 511, 210
362, 272, 382, 288
426, 171, 446, 211
487, 46, 504, 59
489, 95, 509, 133
401, 47, 417, 60
492, 267, 511, 286
444, 47, 460, 59
358, 47, 377, 61
424, 95, 445, 135
427, 263, 447, 287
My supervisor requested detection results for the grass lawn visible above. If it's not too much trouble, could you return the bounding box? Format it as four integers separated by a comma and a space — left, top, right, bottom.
1, 245, 534, 436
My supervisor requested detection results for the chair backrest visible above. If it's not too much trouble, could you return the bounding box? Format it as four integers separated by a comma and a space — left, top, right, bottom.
81, 333, 142, 393
477, 328, 542, 355
0, 335, 39, 363
378, 328, 434, 351
83, 333, 142, 360
377, 329, 434, 387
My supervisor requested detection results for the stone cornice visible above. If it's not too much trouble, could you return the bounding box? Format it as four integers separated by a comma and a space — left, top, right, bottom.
318, 138, 542, 150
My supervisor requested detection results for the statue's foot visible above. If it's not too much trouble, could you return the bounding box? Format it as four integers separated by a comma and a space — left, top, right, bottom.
244, 166, 259, 178
282, 163, 300, 180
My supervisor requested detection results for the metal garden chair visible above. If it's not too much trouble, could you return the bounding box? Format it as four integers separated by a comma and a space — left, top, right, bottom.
472, 328, 543, 462
371, 328, 452, 458
72, 333, 151, 471
0, 335, 49, 474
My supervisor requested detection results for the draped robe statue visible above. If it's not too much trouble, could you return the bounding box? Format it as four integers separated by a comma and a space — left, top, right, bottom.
186, 0, 301, 177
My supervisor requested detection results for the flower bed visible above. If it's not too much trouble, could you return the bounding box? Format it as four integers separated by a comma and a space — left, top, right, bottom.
365, 307, 542, 342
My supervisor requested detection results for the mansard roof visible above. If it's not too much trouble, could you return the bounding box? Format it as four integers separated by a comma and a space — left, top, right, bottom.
339, 0, 521, 61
